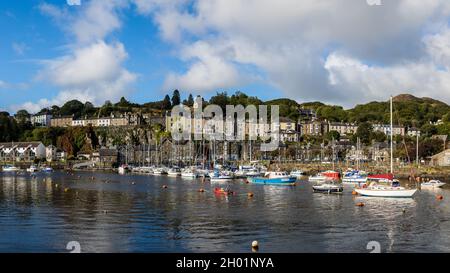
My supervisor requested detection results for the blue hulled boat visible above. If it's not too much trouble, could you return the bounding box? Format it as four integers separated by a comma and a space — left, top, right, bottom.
248, 172, 297, 186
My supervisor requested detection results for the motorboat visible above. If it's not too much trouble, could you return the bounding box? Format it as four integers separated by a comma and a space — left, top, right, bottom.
167, 167, 181, 177
234, 165, 261, 178
308, 170, 340, 182
209, 170, 233, 182
342, 170, 367, 186
421, 180, 446, 188
248, 172, 297, 186
313, 182, 344, 194
290, 170, 305, 178
181, 168, 199, 179
153, 167, 168, 175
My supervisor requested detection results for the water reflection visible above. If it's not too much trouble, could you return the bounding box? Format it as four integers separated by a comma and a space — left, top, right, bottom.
0, 172, 450, 253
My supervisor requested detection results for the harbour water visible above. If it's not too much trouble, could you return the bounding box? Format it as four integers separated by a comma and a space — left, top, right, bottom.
0, 171, 449, 253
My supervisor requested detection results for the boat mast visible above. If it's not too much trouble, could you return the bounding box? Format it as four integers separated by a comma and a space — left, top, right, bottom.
390, 96, 393, 174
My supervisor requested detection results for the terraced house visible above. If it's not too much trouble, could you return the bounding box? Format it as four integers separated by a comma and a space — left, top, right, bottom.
0, 142, 46, 162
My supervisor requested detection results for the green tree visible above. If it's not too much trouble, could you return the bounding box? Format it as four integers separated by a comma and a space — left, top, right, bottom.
60, 100, 85, 118
317, 105, 348, 122
355, 122, 373, 145
209, 92, 230, 112
162, 95, 172, 110
171, 90, 181, 106
187, 94, 194, 106
371, 131, 387, 143
326, 130, 341, 141
15, 110, 30, 122
420, 124, 438, 137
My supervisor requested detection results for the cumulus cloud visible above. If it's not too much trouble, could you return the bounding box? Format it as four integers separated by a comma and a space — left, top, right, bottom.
163, 41, 251, 92
21, 0, 137, 113
145, 0, 450, 106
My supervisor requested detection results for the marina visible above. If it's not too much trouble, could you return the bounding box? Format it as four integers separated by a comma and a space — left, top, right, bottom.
0, 170, 449, 253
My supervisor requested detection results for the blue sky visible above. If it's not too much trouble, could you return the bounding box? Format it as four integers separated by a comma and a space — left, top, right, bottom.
1, 0, 450, 113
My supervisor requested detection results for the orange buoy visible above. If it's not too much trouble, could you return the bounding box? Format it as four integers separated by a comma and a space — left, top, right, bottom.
352, 190, 358, 195
64, 188, 69, 192
198, 188, 205, 193
162, 185, 168, 189
356, 202, 365, 207
436, 195, 444, 200
247, 192, 254, 198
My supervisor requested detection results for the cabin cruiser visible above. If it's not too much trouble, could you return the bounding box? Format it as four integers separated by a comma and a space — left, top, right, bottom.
139, 166, 154, 174
153, 167, 168, 175
209, 170, 233, 182
234, 165, 261, 178
308, 170, 340, 182
167, 167, 181, 177
421, 180, 446, 189
248, 172, 297, 186
181, 168, 199, 179
342, 170, 367, 186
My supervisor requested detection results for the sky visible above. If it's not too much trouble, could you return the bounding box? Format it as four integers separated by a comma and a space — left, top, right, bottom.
1, 0, 450, 114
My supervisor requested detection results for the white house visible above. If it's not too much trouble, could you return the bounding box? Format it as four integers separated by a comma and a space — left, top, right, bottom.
31, 114, 52, 127
0, 142, 46, 162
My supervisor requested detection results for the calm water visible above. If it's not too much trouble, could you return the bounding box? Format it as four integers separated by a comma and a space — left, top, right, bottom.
0, 171, 450, 253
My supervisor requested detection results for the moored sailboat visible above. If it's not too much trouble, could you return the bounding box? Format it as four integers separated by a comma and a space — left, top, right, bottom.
354, 96, 417, 198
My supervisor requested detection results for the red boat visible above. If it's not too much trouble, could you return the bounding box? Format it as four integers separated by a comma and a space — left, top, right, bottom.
214, 188, 235, 196
322, 170, 341, 180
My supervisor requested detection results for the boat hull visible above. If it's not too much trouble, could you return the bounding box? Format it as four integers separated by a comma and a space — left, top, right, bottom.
249, 177, 297, 186
421, 183, 445, 188
210, 177, 233, 183
312, 185, 343, 193
355, 188, 417, 198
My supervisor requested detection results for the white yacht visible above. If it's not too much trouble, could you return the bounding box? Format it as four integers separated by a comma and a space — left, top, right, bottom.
181, 168, 199, 179
290, 170, 305, 178
167, 167, 181, 177
355, 180, 417, 198
209, 170, 233, 182
354, 97, 417, 198
153, 167, 168, 175
2, 165, 21, 172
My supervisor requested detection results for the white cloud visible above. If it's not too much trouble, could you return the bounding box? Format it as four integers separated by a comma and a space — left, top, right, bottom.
146, 0, 450, 105
19, 41, 137, 112
163, 41, 249, 92
22, 0, 137, 113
